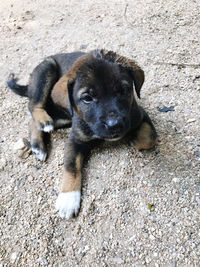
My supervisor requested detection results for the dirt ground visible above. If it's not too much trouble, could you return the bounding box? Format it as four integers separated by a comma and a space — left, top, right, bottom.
0, 0, 200, 266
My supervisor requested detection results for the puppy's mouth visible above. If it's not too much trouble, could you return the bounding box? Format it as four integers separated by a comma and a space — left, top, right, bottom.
104, 135, 123, 142
92, 131, 125, 141
90, 117, 129, 141
101, 132, 125, 142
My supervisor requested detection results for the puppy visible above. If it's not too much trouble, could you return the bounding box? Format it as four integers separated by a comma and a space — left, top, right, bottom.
7, 49, 157, 219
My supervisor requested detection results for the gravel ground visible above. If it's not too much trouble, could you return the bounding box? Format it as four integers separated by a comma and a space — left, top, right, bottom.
0, 0, 200, 266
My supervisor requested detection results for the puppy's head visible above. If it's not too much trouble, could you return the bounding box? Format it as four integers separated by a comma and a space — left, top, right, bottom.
67, 50, 144, 141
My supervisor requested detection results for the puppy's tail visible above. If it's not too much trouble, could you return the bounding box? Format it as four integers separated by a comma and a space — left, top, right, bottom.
7, 73, 28, 97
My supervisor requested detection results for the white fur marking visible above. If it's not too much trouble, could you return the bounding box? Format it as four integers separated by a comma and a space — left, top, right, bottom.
55, 191, 81, 219
42, 124, 54, 132
32, 147, 47, 161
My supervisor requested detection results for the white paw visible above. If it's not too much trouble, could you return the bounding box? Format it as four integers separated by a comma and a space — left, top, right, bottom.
55, 191, 81, 219
31, 147, 47, 161
42, 124, 54, 133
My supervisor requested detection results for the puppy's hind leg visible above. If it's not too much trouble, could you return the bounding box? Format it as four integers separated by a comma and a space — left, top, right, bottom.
134, 110, 157, 151
29, 119, 50, 161
28, 57, 59, 132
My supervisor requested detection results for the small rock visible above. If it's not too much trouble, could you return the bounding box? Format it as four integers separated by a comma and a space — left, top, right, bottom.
0, 158, 7, 170
148, 203, 155, 211
172, 260, 177, 267
186, 118, 196, 123
119, 160, 125, 166
34, 165, 41, 170
149, 234, 156, 240
193, 75, 200, 82
157, 106, 175, 113
12, 138, 31, 159
195, 185, 200, 192
37, 196, 42, 204
195, 196, 200, 205
51, 189, 57, 196
111, 257, 124, 264
16, 180, 21, 187
13, 138, 26, 150
194, 151, 200, 157
172, 177, 180, 183
27, 175, 33, 182
40, 257, 48, 265
84, 245, 89, 251
80, 44, 87, 49
10, 252, 18, 263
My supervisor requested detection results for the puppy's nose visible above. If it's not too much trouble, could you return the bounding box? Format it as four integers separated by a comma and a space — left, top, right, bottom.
106, 118, 119, 127
104, 117, 122, 130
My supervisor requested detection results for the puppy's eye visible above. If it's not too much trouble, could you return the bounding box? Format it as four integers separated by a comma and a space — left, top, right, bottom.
81, 93, 93, 104
122, 86, 132, 96
121, 81, 132, 95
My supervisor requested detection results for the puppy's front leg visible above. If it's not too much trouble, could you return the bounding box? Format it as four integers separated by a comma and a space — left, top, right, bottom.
56, 137, 88, 219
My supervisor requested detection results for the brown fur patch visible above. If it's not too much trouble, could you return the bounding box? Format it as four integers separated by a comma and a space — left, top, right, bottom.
61, 154, 83, 192
52, 54, 92, 99
51, 54, 92, 113
51, 75, 69, 108
134, 122, 157, 150
32, 104, 53, 126
30, 119, 43, 143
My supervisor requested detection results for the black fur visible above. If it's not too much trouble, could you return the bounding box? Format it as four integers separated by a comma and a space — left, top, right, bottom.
7, 73, 28, 97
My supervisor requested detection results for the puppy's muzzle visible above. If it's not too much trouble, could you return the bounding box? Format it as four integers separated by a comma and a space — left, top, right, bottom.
102, 115, 125, 138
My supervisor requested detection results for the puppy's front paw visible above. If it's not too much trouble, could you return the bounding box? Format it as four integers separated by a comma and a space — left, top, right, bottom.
32, 108, 54, 132
55, 191, 81, 219
39, 121, 54, 133
31, 142, 47, 161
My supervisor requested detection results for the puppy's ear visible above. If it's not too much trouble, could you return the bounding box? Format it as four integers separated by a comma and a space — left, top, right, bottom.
67, 80, 75, 117
52, 53, 92, 113
51, 76, 75, 117
96, 49, 144, 98
124, 63, 144, 99
51, 75, 71, 111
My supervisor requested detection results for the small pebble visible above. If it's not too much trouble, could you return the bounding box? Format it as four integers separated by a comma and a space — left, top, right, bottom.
27, 175, 33, 182
194, 151, 200, 157
81, 44, 87, 49
10, 252, 18, 263
13, 138, 25, 150
172, 177, 180, 183
148, 203, 155, 211
186, 118, 196, 123
157, 106, 175, 112
0, 158, 7, 170
40, 257, 48, 265
149, 234, 156, 240
195, 185, 200, 192
51, 189, 57, 196
111, 257, 124, 264
34, 165, 41, 170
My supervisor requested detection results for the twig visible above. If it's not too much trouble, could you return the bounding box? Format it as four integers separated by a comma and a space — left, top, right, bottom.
153, 61, 200, 69
123, 3, 136, 28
